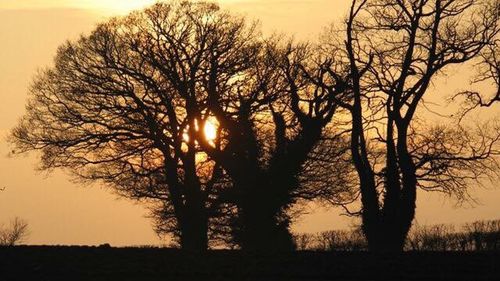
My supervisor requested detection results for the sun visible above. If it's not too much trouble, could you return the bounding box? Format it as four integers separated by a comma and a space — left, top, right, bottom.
203, 117, 218, 142
182, 117, 218, 144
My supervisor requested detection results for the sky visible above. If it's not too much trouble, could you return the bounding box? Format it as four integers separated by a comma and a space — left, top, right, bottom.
0, 0, 498, 246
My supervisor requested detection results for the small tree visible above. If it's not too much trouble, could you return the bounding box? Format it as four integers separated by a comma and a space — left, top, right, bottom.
0, 217, 29, 246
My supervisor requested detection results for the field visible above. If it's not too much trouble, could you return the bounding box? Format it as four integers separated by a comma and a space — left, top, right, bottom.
0, 246, 499, 280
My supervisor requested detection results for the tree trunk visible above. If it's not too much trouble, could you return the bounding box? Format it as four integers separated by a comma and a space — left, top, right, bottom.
236, 201, 295, 252
178, 209, 208, 252
355, 119, 417, 253
232, 178, 295, 252
364, 224, 408, 252
362, 182, 416, 253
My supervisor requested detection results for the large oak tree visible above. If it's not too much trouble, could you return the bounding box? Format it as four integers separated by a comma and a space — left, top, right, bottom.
10, 1, 263, 251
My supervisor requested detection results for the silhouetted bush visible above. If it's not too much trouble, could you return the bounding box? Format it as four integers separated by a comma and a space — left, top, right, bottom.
405, 220, 500, 251
293, 233, 314, 251
293, 228, 368, 251
315, 229, 367, 251
406, 224, 456, 251
0, 217, 29, 246
294, 219, 500, 252
462, 220, 500, 251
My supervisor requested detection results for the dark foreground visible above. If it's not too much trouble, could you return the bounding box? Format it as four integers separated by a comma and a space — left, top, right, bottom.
0, 246, 498, 281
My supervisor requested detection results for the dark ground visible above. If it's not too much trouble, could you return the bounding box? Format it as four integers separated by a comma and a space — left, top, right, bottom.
0, 246, 498, 281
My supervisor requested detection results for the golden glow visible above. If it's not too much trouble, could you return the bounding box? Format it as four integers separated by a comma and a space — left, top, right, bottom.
0, 0, 156, 15
182, 117, 218, 143
92, 0, 157, 14
204, 118, 218, 142
2, 0, 498, 248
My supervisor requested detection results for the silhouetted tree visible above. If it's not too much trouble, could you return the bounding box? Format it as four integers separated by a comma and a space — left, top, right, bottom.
9, 1, 265, 252
0, 217, 29, 246
316, 0, 500, 252
193, 40, 354, 251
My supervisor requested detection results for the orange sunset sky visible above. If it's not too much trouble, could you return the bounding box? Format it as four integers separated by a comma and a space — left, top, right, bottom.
0, 0, 498, 246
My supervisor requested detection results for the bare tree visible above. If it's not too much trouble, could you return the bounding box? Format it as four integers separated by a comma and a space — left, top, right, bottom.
9, 1, 266, 252
0, 217, 29, 246
190, 39, 354, 251
315, 0, 500, 252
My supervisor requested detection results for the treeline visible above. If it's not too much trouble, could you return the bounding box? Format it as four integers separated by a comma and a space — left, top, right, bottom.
294, 219, 500, 252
